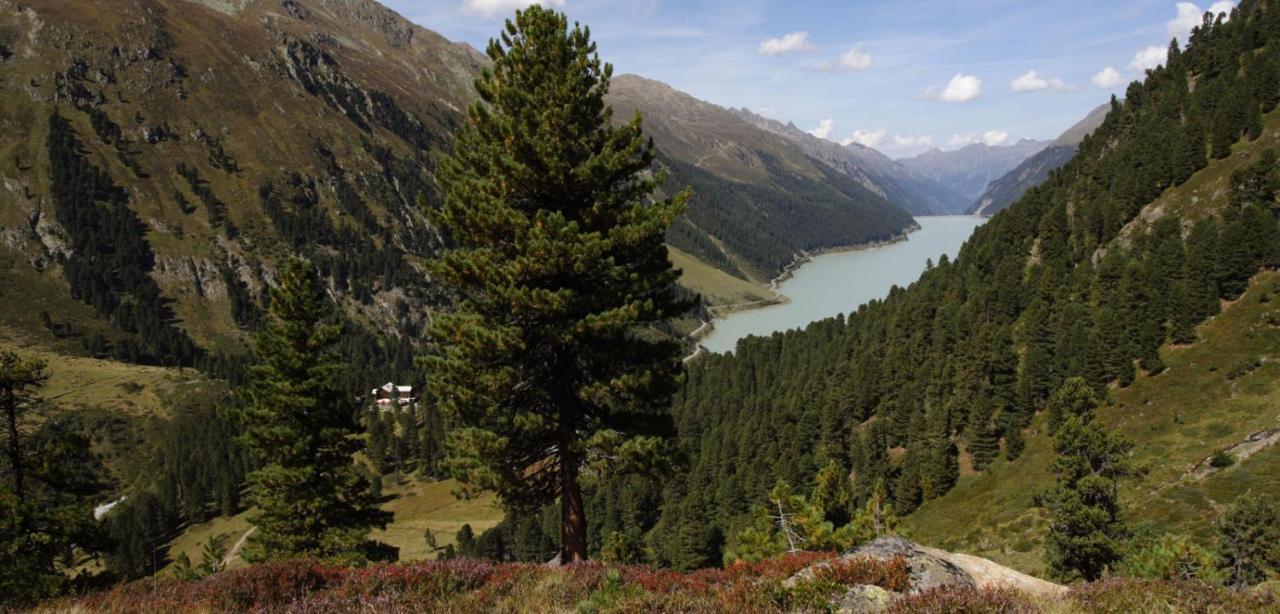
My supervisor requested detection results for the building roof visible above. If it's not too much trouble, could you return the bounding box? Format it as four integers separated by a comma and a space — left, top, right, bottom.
372, 382, 413, 395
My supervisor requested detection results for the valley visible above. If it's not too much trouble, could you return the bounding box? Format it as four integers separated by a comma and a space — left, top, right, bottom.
4, 0, 1280, 612
701, 215, 986, 353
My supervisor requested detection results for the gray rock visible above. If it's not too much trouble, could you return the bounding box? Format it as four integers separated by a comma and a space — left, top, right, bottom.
842, 536, 977, 594
832, 584, 894, 613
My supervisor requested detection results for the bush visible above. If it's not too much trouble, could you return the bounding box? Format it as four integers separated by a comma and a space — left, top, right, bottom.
1209, 450, 1235, 468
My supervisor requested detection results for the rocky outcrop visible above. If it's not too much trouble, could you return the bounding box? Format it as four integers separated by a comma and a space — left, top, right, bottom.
788, 536, 1066, 612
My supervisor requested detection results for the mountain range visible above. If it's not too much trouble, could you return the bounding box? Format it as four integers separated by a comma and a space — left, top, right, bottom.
899, 138, 1051, 202
968, 103, 1110, 216
0, 0, 919, 366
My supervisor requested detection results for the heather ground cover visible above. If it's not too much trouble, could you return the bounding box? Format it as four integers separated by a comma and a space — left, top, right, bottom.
52, 554, 1280, 613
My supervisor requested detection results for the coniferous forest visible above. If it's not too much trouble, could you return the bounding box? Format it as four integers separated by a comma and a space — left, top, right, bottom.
5, 0, 1280, 611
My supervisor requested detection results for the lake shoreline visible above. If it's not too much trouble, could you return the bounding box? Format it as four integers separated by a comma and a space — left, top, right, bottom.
699, 221, 924, 328
697, 216, 986, 354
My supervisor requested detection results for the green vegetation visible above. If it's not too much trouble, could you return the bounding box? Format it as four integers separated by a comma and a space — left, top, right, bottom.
426, 7, 690, 563
1, 351, 106, 607
237, 259, 392, 564
590, 0, 1280, 575
1036, 381, 1140, 581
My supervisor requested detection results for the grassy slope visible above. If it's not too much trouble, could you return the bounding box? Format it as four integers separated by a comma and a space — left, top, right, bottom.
166, 478, 503, 572
670, 246, 774, 307
903, 115, 1280, 577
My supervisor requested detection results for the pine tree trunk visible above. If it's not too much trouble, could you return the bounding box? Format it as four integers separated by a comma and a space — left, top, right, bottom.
559, 421, 588, 563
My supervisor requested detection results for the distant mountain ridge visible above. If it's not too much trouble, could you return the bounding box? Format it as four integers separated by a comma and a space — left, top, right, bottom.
0, 0, 918, 364
730, 108, 971, 215
608, 75, 916, 282
899, 139, 1050, 201
968, 104, 1110, 216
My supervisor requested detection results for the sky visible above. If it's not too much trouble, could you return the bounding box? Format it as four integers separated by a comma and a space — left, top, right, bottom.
380, 0, 1236, 158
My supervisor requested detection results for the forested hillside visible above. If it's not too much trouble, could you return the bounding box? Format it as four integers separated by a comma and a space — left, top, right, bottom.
0, 0, 917, 375
554, 0, 1280, 571
969, 104, 1109, 216
609, 76, 915, 283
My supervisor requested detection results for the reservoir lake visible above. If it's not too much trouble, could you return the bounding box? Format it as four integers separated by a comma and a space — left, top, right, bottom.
701, 215, 987, 354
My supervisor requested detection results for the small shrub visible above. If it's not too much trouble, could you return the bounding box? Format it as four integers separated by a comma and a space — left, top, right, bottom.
118, 381, 144, 394
1226, 358, 1261, 380
1209, 450, 1235, 468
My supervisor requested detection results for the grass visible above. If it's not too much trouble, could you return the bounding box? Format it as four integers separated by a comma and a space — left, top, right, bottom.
670, 245, 774, 307
905, 271, 1280, 577
370, 478, 505, 562
164, 478, 505, 574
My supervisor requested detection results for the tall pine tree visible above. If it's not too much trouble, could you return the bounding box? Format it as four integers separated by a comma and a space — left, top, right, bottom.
239, 258, 393, 564
425, 6, 691, 563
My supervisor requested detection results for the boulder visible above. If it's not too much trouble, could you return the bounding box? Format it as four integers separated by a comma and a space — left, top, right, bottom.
786, 536, 1066, 612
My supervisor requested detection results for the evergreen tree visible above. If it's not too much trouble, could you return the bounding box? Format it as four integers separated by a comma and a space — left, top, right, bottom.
1, 351, 46, 504
239, 258, 393, 564
966, 398, 1000, 471
1045, 377, 1103, 433
1037, 382, 1138, 581
1, 352, 105, 606
1215, 492, 1280, 588
425, 6, 690, 563
811, 460, 853, 526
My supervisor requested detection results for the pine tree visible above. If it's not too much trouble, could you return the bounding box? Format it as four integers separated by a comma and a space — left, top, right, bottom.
1037, 381, 1138, 582
239, 258, 393, 564
1, 351, 105, 606
1215, 492, 1280, 588
1045, 377, 1103, 434
425, 6, 690, 563
966, 398, 1000, 471
1, 351, 47, 504
811, 460, 853, 526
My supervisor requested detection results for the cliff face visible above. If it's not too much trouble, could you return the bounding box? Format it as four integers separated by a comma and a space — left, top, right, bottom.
0, 0, 916, 359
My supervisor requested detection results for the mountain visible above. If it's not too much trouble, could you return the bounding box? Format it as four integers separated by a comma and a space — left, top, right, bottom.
0, 0, 914, 370
899, 139, 1050, 201
628, 0, 1280, 577
730, 108, 970, 215
608, 76, 915, 284
969, 103, 1109, 216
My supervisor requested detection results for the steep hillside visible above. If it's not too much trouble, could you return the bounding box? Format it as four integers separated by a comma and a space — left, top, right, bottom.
899, 139, 1049, 201
0, 0, 483, 373
607, 0, 1280, 573
906, 108, 1280, 574
0, 0, 917, 370
970, 104, 1109, 216
731, 108, 970, 215
609, 75, 916, 284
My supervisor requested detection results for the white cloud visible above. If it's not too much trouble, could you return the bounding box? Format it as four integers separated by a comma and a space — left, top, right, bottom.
891, 134, 933, 149
754, 107, 781, 119
1092, 66, 1124, 88
460, 0, 565, 18
841, 129, 886, 148
1168, 2, 1235, 41
948, 130, 1009, 148
759, 31, 816, 56
808, 118, 835, 140
1129, 45, 1166, 71
924, 73, 982, 102
1011, 69, 1072, 92
825, 45, 873, 72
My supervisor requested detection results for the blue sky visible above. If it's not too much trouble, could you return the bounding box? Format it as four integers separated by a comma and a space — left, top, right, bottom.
381, 0, 1234, 158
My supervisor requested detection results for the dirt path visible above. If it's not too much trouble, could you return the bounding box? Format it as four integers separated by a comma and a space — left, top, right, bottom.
223, 527, 255, 566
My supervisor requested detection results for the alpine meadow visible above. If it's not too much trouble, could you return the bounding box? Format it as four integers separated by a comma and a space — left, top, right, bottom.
3, 0, 1280, 612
